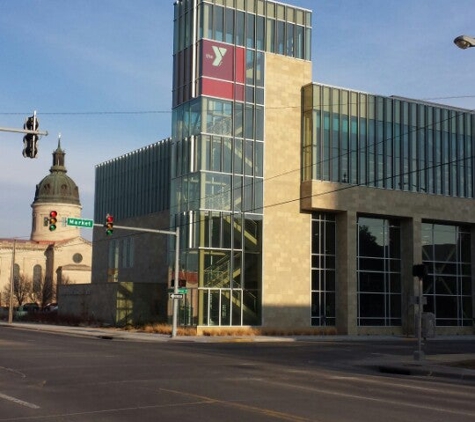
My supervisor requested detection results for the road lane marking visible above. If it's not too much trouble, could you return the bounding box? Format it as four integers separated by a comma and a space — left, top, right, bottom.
255, 379, 475, 418
160, 388, 316, 421
0, 392, 40, 409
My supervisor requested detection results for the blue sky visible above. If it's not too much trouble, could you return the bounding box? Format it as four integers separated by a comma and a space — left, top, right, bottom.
1, 0, 474, 241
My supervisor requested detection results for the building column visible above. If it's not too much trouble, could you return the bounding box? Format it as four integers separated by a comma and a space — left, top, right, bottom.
401, 217, 421, 336
471, 227, 475, 329
335, 211, 357, 335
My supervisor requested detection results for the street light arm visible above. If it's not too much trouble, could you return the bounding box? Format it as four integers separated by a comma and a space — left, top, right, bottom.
454, 34, 475, 49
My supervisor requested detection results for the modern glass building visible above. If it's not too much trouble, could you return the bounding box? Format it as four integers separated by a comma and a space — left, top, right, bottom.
169, 0, 312, 327
302, 84, 475, 334
89, 0, 474, 335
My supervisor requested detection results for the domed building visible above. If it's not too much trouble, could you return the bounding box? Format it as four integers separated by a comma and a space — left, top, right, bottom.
0, 139, 92, 311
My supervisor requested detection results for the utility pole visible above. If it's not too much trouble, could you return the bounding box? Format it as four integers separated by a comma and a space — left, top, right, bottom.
8, 239, 17, 324
412, 264, 428, 361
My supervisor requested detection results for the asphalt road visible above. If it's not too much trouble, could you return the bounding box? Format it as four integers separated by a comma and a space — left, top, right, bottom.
1, 327, 474, 421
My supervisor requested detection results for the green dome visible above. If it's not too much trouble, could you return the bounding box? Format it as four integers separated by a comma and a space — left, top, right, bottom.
33, 140, 80, 206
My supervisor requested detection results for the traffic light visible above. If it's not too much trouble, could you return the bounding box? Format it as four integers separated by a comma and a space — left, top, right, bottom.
22, 115, 39, 159
105, 214, 114, 235
48, 211, 58, 231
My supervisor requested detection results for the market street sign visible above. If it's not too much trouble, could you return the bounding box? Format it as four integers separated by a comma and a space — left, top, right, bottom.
66, 217, 94, 228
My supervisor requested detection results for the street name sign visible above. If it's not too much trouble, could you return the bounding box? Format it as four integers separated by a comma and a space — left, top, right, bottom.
170, 293, 184, 300
168, 288, 188, 294
67, 217, 94, 228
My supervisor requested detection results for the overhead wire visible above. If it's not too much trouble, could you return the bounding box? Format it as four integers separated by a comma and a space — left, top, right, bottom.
2, 97, 475, 240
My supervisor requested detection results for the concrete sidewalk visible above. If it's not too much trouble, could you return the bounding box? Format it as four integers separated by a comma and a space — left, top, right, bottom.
2, 321, 475, 383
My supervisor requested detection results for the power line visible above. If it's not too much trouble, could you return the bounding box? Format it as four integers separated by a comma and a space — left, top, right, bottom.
0, 111, 171, 116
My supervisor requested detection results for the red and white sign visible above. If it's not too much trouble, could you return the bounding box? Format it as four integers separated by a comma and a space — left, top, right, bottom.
200, 40, 245, 101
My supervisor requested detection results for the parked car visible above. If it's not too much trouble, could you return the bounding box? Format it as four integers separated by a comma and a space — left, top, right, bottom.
43, 303, 58, 313
15, 303, 40, 319
0, 306, 8, 320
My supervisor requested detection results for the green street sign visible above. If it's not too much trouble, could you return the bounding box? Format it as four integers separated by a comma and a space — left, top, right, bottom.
167, 288, 188, 294
66, 217, 94, 228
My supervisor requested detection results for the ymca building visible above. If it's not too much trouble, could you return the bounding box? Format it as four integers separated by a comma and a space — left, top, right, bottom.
84, 0, 474, 336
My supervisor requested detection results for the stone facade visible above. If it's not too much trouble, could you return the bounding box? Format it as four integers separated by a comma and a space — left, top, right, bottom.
262, 53, 312, 328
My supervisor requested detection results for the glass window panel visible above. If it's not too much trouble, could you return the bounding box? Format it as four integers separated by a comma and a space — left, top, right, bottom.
389, 294, 402, 320
225, 8, 234, 43
256, 15, 265, 50
389, 274, 401, 293
436, 276, 457, 295
359, 293, 385, 318
234, 138, 243, 175
236, 11, 245, 46
211, 137, 222, 172
266, 19, 275, 52
325, 221, 336, 254
245, 105, 254, 139
244, 140, 253, 175
312, 269, 321, 291
276, 21, 285, 54
255, 52, 265, 87
286, 23, 294, 56
295, 25, 304, 59
359, 258, 385, 272
234, 102, 243, 138
255, 106, 264, 139
255, 141, 263, 176
359, 272, 385, 292
243, 176, 253, 211
246, 50, 255, 85
246, 13, 255, 48
214, 6, 224, 41
223, 138, 232, 173
326, 270, 336, 291
204, 3, 212, 39
436, 295, 458, 319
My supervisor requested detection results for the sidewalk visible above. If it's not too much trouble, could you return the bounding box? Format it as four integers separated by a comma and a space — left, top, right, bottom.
2, 321, 475, 383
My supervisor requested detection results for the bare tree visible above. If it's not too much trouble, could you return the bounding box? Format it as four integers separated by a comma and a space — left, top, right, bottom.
12, 274, 32, 306
1, 284, 11, 307
31, 277, 55, 308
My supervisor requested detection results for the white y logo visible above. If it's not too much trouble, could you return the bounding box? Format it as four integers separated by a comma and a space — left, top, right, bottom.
212, 46, 227, 66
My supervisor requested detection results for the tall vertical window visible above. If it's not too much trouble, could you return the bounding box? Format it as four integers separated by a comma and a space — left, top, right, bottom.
13, 263, 20, 283
357, 217, 401, 326
33, 265, 42, 289
311, 213, 336, 326
422, 223, 472, 326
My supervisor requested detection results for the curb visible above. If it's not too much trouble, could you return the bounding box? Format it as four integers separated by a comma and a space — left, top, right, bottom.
377, 362, 475, 382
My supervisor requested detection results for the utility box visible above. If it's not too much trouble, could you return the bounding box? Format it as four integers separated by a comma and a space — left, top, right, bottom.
421, 312, 436, 338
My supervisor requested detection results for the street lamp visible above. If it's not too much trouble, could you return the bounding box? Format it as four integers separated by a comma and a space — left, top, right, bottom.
454, 34, 475, 49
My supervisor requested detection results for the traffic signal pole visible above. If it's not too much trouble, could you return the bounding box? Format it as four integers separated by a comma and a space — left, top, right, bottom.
0, 111, 48, 136
0, 126, 48, 136
93, 223, 181, 338
1, 111, 49, 159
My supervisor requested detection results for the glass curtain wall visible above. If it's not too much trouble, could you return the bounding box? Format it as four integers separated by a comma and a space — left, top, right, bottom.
302, 84, 475, 199
94, 140, 172, 222
171, 0, 311, 326
357, 216, 401, 326
422, 223, 472, 326
311, 213, 336, 326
